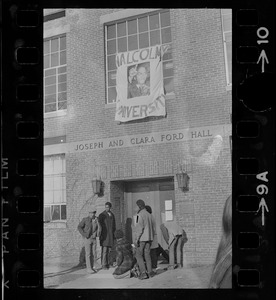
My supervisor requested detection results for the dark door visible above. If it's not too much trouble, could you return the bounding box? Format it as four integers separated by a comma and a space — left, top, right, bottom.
125, 178, 175, 249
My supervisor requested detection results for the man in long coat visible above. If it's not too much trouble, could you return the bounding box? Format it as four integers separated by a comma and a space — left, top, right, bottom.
133, 199, 155, 279
98, 202, 116, 269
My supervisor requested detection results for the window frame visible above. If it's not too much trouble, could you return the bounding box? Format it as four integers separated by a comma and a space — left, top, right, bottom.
44, 154, 66, 223
104, 9, 174, 105
43, 34, 67, 114
221, 9, 232, 89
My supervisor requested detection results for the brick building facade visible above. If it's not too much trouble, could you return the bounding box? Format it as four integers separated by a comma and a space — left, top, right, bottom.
43, 8, 232, 266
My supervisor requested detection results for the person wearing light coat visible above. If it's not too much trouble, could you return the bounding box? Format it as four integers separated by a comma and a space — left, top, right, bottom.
145, 205, 159, 272
133, 199, 155, 279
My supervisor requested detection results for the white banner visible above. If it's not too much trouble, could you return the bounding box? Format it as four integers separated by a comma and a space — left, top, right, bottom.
115, 45, 169, 122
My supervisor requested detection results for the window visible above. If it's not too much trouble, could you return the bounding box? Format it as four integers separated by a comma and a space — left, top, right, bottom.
105, 10, 174, 104
164, 200, 174, 221
44, 10, 65, 22
44, 35, 67, 113
221, 9, 232, 87
44, 154, 66, 222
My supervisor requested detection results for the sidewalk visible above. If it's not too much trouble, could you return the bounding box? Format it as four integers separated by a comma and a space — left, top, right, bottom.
44, 256, 213, 289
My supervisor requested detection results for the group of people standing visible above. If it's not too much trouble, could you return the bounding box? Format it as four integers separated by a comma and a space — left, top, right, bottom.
77, 195, 232, 287
77, 202, 116, 274
78, 200, 188, 280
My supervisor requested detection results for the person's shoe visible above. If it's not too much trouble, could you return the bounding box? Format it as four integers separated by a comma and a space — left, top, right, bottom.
102, 266, 109, 270
148, 271, 155, 278
91, 268, 98, 273
176, 263, 182, 269
86, 269, 96, 274
138, 272, 148, 280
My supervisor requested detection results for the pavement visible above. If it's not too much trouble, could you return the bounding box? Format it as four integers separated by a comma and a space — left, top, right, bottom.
44, 256, 213, 289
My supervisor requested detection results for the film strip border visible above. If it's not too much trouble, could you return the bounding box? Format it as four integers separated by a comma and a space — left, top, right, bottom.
2, 3, 43, 298
233, 4, 275, 299
1, 2, 275, 300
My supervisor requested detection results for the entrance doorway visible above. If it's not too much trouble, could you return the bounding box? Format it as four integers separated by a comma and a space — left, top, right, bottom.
125, 177, 175, 249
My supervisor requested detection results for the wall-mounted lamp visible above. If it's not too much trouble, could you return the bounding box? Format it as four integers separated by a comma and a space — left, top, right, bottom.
176, 171, 190, 192
92, 177, 102, 195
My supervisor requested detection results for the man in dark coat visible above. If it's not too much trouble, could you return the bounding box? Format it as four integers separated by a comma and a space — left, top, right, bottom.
98, 202, 116, 269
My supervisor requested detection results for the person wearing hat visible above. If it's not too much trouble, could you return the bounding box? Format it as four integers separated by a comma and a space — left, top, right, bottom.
77, 205, 101, 274
134, 199, 155, 280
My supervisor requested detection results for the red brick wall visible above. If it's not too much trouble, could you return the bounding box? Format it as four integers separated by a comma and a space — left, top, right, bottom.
44, 9, 231, 266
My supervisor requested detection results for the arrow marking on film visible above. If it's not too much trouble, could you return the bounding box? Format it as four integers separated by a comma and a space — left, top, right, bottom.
256, 198, 269, 226
257, 50, 269, 73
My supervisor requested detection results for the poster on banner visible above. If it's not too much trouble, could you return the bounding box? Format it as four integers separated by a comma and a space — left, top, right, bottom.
115, 45, 169, 122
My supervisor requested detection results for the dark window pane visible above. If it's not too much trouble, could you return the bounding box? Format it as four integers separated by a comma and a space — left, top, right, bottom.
60, 51, 66, 65
61, 205, 66, 220
138, 16, 148, 33
128, 35, 138, 51
149, 14, 159, 30
58, 83, 67, 92
118, 37, 127, 53
58, 66, 66, 74
107, 55, 116, 71
128, 19, 137, 35
139, 32, 149, 49
58, 92, 67, 101
117, 22, 126, 37
161, 27, 172, 44
44, 41, 50, 54
160, 11, 170, 27
58, 101, 67, 110
45, 75, 56, 86
150, 30, 160, 46
164, 77, 174, 94
44, 206, 51, 222
51, 53, 59, 67
45, 94, 56, 104
45, 103, 56, 113
108, 71, 116, 87
108, 86, 117, 103
107, 24, 116, 39
60, 36, 66, 50
44, 55, 50, 69
163, 61, 174, 77
51, 38, 59, 52
107, 39, 116, 55
45, 85, 56, 95
51, 205, 60, 220
58, 74, 66, 83
45, 68, 56, 76
162, 44, 172, 60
